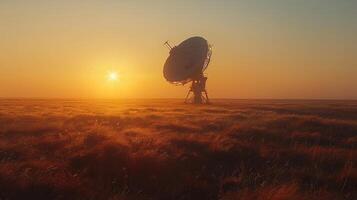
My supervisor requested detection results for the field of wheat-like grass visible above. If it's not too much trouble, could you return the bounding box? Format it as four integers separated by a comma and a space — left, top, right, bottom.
0, 99, 356, 199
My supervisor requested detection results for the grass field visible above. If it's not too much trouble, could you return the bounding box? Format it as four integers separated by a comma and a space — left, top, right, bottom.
0, 99, 356, 199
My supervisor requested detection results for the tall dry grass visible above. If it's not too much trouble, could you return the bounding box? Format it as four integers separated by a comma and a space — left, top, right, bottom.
0, 99, 356, 199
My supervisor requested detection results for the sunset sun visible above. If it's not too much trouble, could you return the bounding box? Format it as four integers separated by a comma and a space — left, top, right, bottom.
108, 71, 119, 81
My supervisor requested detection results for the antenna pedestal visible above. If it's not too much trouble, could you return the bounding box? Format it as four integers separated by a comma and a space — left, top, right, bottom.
185, 75, 209, 104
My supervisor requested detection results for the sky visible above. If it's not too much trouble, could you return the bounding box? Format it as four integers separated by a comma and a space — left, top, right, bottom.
1, 0, 356, 99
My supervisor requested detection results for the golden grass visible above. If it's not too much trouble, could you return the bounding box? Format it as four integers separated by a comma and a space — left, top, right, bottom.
0, 99, 356, 199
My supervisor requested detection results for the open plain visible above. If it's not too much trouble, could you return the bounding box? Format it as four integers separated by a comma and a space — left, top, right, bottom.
0, 99, 356, 199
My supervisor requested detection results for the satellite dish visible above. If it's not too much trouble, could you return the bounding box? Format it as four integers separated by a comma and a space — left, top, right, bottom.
163, 36, 212, 104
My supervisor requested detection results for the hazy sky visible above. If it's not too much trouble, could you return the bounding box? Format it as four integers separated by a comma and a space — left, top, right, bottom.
1, 0, 356, 99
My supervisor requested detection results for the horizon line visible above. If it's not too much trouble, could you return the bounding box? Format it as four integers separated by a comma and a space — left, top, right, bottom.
0, 97, 356, 101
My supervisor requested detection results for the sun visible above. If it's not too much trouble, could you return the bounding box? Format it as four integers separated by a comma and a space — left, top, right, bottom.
107, 71, 119, 81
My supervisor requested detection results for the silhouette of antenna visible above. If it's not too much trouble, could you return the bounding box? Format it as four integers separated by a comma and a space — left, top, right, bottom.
164, 41, 173, 50
163, 36, 212, 104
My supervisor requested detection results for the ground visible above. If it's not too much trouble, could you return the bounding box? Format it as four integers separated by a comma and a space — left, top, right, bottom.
0, 99, 356, 200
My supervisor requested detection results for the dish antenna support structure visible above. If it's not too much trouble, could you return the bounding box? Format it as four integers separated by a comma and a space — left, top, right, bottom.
163, 36, 212, 104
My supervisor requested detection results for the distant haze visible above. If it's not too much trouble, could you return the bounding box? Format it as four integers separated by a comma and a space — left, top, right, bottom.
1, 0, 356, 99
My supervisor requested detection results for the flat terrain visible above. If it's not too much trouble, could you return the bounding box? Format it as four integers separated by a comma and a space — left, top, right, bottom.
0, 99, 356, 200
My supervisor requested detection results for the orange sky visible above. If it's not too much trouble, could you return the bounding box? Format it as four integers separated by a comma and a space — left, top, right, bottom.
1, 1, 356, 99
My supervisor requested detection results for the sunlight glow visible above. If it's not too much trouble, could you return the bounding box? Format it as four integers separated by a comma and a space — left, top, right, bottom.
108, 71, 119, 81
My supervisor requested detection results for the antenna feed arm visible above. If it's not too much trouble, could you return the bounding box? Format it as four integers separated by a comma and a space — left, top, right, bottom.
169, 46, 178, 54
